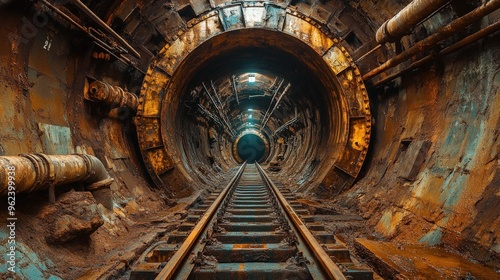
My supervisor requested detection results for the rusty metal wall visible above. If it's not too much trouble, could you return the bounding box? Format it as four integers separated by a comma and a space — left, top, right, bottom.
343, 34, 500, 262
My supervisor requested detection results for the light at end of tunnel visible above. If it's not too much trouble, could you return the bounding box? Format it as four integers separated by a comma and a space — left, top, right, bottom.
248, 108, 253, 111
248, 75, 255, 83
248, 114, 253, 119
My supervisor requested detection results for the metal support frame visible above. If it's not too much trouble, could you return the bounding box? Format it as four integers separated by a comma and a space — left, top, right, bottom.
198, 104, 228, 136
70, 0, 141, 58
274, 116, 299, 136
231, 75, 239, 105
202, 82, 235, 138
40, 0, 144, 73
260, 82, 291, 130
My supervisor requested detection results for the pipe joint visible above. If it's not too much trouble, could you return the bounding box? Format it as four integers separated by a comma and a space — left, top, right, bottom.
376, 21, 393, 44
85, 80, 139, 111
20, 153, 55, 192
1, 153, 113, 196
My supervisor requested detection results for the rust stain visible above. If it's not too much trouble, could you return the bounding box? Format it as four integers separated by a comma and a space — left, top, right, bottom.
233, 244, 267, 249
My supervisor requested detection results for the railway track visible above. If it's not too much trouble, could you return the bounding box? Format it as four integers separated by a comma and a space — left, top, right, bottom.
128, 163, 374, 279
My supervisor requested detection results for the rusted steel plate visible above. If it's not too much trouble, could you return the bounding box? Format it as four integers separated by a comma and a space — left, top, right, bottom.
140, 118, 162, 148
243, 6, 266, 28
37, 123, 75, 154
147, 147, 173, 175
282, 12, 334, 55
219, 4, 245, 30
323, 46, 350, 75
157, 13, 223, 75
338, 68, 371, 118
335, 118, 370, 175
264, 4, 286, 30
139, 70, 169, 117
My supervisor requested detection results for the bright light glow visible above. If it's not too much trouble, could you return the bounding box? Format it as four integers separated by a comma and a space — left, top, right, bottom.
247, 109, 253, 111
248, 115, 253, 119
249, 76, 255, 83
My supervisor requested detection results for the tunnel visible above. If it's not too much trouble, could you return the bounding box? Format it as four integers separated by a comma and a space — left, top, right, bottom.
0, 0, 499, 279
234, 132, 267, 163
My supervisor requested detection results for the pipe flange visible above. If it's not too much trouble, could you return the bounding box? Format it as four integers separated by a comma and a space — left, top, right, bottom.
36, 153, 55, 185
20, 153, 53, 192
375, 21, 394, 44
77, 154, 95, 181
86, 177, 114, 191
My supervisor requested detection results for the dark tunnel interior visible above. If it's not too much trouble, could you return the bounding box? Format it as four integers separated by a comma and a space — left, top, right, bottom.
236, 134, 266, 162
0, 0, 499, 279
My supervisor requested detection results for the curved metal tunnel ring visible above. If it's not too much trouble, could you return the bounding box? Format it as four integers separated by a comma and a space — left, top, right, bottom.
232, 129, 270, 163
135, 5, 372, 196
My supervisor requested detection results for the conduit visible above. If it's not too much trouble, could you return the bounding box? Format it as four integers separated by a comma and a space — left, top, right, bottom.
376, 0, 451, 43
0, 154, 113, 205
364, 0, 500, 81
372, 20, 500, 87
84, 79, 139, 111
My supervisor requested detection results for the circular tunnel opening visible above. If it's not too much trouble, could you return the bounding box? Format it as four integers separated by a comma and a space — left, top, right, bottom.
137, 20, 371, 193
161, 29, 354, 187
235, 133, 266, 163
164, 30, 346, 176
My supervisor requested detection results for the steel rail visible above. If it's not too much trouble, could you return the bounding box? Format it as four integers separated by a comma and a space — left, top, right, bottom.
256, 163, 347, 280
154, 162, 247, 280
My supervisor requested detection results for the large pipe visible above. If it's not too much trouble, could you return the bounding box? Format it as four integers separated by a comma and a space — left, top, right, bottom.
364, 0, 500, 81
372, 20, 500, 87
70, 0, 141, 58
84, 79, 139, 111
376, 0, 451, 43
0, 154, 113, 196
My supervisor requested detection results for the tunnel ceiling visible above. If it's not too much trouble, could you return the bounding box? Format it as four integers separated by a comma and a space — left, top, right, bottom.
134, 4, 372, 196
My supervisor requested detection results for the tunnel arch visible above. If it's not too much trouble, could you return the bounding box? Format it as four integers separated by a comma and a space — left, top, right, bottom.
135, 4, 371, 196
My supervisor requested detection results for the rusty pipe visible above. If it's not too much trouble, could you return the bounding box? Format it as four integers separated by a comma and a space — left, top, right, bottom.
372, 20, 500, 87
70, 0, 141, 58
84, 80, 139, 111
364, 0, 500, 81
0, 154, 113, 196
376, 0, 451, 43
